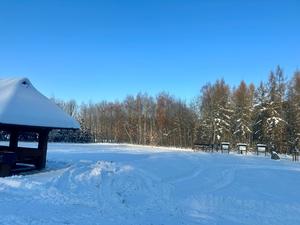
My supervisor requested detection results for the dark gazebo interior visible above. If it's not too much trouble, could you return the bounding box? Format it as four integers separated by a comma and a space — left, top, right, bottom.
0, 124, 52, 176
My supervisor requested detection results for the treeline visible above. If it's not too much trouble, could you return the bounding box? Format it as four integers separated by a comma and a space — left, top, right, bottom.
51, 93, 197, 147
51, 66, 300, 153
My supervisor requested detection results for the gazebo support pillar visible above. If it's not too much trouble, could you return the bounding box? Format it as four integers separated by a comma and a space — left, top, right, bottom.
36, 130, 50, 170
9, 131, 18, 151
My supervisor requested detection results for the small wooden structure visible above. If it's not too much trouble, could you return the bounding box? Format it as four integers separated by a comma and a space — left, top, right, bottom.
193, 143, 213, 152
221, 142, 230, 154
0, 78, 79, 176
237, 143, 248, 154
256, 144, 267, 156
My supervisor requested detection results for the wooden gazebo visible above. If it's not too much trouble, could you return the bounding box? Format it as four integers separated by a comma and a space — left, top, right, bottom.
0, 78, 79, 176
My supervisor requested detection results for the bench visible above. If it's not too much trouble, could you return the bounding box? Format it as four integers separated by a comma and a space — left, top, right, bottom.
193, 143, 213, 152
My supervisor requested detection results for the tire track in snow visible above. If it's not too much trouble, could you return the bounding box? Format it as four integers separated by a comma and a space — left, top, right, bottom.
186, 194, 300, 225
168, 164, 237, 195
96, 165, 187, 224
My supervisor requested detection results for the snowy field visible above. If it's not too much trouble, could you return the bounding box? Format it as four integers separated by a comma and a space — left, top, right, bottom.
1, 143, 300, 225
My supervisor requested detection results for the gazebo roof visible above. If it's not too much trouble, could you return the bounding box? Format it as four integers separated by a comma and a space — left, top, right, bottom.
0, 78, 80, 129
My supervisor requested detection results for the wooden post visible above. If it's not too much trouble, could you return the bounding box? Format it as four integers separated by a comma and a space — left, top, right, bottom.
293, 150, 299, 162
35, 130, 49, 170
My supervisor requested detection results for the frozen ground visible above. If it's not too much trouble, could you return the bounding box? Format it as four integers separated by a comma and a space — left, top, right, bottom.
0, 143, 300, 225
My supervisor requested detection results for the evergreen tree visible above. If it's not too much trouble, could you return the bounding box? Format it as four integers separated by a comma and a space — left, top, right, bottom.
264, 66, 287, 152
253, 82, 268, 144
286, 71, 300, 151
232, 81, 254, 144
197, 80, 232, 145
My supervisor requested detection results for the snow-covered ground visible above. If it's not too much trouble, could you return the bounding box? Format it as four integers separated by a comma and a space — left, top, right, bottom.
1, 143, 300, 225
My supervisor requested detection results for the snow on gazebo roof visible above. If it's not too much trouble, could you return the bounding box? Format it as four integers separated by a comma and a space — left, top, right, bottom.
0, 78, 80, 129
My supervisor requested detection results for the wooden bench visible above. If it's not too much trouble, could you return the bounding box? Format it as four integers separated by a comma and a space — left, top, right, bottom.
193, 143, 213, 152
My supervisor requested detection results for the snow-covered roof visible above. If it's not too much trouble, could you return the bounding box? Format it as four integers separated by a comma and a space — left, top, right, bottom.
0, 78, 80, 129
237, 143, 248, 146
257, 144, 267, 147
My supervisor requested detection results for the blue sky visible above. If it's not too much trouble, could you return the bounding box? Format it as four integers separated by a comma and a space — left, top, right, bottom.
0, 0, 299, 103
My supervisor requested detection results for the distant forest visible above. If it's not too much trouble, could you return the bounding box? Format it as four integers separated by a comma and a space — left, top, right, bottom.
40, 66, 300, 153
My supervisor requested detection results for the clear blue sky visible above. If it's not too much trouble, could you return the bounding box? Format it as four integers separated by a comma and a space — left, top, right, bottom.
0, 0, 299, 103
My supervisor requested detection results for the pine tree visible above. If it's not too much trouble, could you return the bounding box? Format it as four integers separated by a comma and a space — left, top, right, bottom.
253, 82, 268, 144
264, 66, 287, 152
232, 81, 254, 144
286, 71, 300, 151
197, 80, 232, 145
